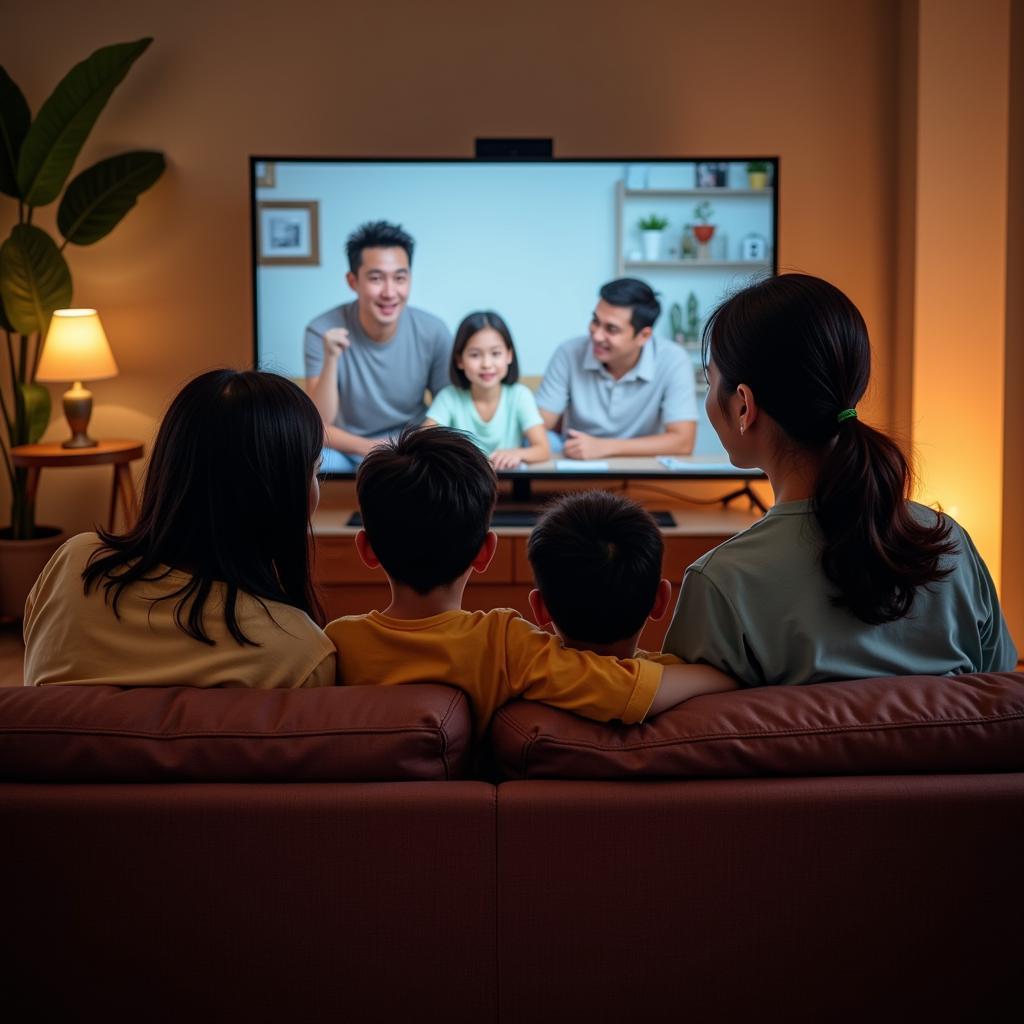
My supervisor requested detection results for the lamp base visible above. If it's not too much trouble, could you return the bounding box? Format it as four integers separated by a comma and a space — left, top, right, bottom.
61, 434, 99, 450
61, 382, 98, 449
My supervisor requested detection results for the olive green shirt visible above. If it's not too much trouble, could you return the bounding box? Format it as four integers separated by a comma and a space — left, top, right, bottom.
664, 500, 1017, 685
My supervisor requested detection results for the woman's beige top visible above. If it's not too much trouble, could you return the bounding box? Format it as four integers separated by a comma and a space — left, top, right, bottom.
23, 532, 335, 689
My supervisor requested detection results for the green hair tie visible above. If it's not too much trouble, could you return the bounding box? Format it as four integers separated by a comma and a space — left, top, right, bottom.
837, 408, 858, 424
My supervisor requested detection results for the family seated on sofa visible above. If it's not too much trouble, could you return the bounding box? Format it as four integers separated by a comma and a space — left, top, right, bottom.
22, 274, 1017, 706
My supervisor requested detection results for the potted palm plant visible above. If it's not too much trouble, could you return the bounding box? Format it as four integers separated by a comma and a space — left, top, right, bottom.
0, 38, 165, 617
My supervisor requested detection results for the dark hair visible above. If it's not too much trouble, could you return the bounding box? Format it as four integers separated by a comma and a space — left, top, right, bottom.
346, 220, 414, 273
528, 491, 663, 644
449, 310, 520, 389
82, 370, 326, 644
599, 278, 661, 333
703, 273, 954, 624
356, 426, 497, 594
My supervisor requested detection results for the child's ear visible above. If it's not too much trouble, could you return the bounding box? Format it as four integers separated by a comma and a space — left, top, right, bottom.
528, 588, 553, 628
648, 578, 674, 621
354, 529, 381, 570
470, 530, 498, 574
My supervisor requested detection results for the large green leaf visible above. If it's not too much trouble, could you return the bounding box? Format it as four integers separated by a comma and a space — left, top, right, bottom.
58, 150, 165, 245
19, 381, 50, 443
16, 38, 152, 207
0, 225, 72, 336
0, 66, 31, 198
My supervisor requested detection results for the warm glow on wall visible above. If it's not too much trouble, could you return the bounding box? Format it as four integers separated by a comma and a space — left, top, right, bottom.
911, 0, 1010, 591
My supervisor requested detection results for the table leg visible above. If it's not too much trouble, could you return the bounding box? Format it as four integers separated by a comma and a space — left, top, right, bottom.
114, 462, 139, 530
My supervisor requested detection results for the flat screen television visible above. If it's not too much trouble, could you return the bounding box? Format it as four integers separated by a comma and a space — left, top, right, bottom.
250, 155, 777, 511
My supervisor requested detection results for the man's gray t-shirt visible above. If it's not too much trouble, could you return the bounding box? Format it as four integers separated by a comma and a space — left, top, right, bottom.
304, 302, 450, 437
534, 334, 697, 438
663, 499, 1017, 685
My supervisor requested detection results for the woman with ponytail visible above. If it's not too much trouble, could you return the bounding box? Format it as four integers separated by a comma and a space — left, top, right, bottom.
663, 273, 1016, 683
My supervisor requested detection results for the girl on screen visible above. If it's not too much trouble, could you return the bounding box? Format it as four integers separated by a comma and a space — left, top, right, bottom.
663, 273, 1016, 682
424, 311, 550, 469
23, 369, 336, 689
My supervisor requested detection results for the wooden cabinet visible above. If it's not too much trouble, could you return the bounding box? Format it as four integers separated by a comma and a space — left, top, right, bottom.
313, 507, 758, 650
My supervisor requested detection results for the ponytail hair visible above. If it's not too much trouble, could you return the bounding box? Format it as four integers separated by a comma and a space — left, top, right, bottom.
704, 274, 954, 624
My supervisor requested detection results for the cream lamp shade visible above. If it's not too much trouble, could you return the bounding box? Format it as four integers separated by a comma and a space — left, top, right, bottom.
36, 309, 119, 449
36, 308, 119, 382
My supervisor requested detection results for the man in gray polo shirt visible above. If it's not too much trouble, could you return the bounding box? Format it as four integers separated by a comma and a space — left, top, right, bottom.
535, 279, 697, 459
304, 221, 450, 470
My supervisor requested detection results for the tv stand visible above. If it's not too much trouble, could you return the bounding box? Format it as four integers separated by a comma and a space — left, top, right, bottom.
315, 503, 762, 650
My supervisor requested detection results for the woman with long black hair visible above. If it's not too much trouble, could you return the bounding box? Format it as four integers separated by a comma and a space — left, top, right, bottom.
664, 273, 1016, 683
24, 369, 335, 688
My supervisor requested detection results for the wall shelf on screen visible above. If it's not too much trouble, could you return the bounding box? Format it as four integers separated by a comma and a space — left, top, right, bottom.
623, 188, 774, 198
623, 260, 772, 270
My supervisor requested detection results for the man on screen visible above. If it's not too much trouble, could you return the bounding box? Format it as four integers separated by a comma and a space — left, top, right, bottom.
304, 221, 450, 470
535, 278, 697, 459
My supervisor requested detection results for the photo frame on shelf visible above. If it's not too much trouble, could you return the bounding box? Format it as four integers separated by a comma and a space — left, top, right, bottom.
254, 161, 276, 188
256, 200, 319, 266
695, 161, 728, 188
740, 233, 768, 261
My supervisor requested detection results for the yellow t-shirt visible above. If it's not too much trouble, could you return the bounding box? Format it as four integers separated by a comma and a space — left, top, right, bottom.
326, 608, 662, 738
23, 532, 335, 689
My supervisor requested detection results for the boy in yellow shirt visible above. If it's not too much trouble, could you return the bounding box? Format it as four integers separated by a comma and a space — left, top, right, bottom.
326, 427, 734, 737
526, 490, 680, 664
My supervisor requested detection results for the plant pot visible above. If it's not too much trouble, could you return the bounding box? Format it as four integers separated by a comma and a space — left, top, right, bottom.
0, 526, 66, 621
747, 171, 768, 190
641, 230, 663, 261
693, 224, 715, 244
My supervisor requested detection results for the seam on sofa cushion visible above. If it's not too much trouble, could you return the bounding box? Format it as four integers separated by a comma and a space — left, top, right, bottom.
436, 689, 466, 781
0, 725, 453, 740
525, 710, 1024, 753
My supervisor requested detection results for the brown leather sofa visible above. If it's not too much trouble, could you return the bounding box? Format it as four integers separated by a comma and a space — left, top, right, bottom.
1, 673, 1022, 1023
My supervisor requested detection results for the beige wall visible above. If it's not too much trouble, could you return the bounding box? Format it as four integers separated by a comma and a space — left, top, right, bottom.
2, 0, 901, 529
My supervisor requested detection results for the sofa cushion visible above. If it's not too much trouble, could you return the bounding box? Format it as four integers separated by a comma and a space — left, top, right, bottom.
0, 684, 472, 782
491, 672, 1024, 779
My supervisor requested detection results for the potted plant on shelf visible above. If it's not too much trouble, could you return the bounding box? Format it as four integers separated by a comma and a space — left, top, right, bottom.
692, 201, 715, 251
746, 161, 769, 190
638, 213, 669, 261
0, 39, 166, 618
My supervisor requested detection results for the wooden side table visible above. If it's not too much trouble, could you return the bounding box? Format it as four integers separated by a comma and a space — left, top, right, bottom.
11, 440, 145, 532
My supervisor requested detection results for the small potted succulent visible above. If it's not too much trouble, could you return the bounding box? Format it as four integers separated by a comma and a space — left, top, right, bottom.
746, 161, 769, 190
692, 201, 715, 245
638, 213, 669, 261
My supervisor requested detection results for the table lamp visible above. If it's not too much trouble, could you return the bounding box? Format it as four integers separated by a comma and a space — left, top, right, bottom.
36, 309, 119, 449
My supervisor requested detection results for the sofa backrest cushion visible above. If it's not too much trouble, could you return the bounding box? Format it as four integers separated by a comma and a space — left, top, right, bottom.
0, 684, 472, 782
491, 673, 1024, 779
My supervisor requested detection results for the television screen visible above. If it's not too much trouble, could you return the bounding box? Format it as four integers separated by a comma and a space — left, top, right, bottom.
250, 156, 777, 485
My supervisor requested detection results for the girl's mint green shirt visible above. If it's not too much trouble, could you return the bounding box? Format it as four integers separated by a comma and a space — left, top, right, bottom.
426, 383, 543, 455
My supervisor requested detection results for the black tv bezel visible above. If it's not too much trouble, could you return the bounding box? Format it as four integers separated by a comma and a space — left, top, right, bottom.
248, 154, 778, 485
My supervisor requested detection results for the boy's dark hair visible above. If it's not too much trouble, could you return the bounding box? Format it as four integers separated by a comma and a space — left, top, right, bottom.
528, 490, 664, 644
449, 310, 520, 388
346, 220, 415, 273
599, 278, 661, 333
83, 370, 326, 644
356, 426, 497, 594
